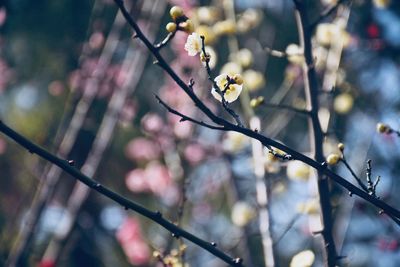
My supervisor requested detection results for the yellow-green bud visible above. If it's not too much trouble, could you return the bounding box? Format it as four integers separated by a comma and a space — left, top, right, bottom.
166, 22, 177, 33
233, 74, 243, 85
250, 96, 264, 108
170, 6, 184, 21
181, 19, 194, 33
326, 154, 340, 165
376, 122, 388, 133
338, 143, 345, 151
153, 251, 161, 258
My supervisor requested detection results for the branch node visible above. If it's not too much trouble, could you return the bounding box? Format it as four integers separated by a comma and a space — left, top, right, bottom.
312, 230, 324, 236
188, 78, 195, 89
155, 210, 163, 217
233, 257, 243, 264
172, 232, 180, 239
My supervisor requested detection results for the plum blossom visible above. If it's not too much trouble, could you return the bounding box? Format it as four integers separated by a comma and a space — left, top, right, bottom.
211, 73, 243, 103
125, 138, 161, 162
184, 32, 202, 56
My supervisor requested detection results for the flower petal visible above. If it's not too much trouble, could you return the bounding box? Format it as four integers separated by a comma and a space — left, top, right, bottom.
211, 87, 222, 102
224, 84, 242, 103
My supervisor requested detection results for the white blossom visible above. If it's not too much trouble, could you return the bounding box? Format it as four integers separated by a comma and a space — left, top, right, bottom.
231, 201, 256, 227
290, 250, 315, 267
184, 32, 202, 56
211, 73, 243, 103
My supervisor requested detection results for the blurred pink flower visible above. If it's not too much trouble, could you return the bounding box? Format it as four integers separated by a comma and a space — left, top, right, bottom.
0, 8, 6, 27
114, 65, 129, 88
125, 169, 149, 193
119, 100, 136, 125
145, 161, 172, 195
173, 117, 193, 139
48, 80, 65, 96
116, 217, 142, 243
125, 137, 161, 162
141, 113, 164, 134
38, 259, 55, 267
184, 143, 205, 165
89, 31, 105, 50
125, 162, 174, 197
122, 240, 150, 265
68, 70, 81, 89
116, 217, 150, 265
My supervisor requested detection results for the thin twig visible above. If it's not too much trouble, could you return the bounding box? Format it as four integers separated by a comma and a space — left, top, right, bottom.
263, 46, 286, 58
339, 157, 369, 192
155, 95, 227, 131
366, 159, 380, 197
273, 215, 301, 246
155, 31, 176, 49
0, 120, 244, 267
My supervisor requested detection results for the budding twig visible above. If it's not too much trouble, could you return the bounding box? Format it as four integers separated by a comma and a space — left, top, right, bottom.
154, 31, 176, 49
200, 35, 244, 127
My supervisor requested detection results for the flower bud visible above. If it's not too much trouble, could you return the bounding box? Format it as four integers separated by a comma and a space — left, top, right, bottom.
213, 20, 236, 35
326, 153, 340, 165
376, 122, 388, 133
166, 22, 177, 33
181, 19, 194, 33
334, 93, 354, 114
337, 143, 345, 151
373, 0, 391, 8
233, 74, 243, 85
250, 96, 264, 108
170, 6, 184, 21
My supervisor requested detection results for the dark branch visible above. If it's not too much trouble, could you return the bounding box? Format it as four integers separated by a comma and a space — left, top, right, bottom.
339, 157, 369, 192
294, 0, 338, 265
155, 31, 176, 50
366, 159, 380, 197
155, 95, 227, 131
0, 120, 243, 267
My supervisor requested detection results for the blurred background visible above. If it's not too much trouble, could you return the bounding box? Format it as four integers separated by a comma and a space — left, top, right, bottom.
0, 0, 400, 266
